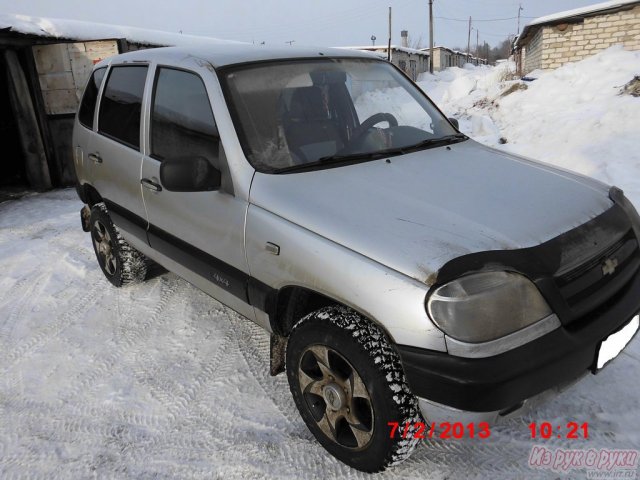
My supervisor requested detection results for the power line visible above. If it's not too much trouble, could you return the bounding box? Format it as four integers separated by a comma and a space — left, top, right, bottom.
481, 31, 515, 38
188, 0, 392, 40
435, 15, 521, 22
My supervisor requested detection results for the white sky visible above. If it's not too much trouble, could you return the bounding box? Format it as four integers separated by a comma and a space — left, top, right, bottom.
1, 0, 608, 48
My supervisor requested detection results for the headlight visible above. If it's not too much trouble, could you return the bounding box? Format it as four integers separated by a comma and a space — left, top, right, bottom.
427, 271, 552, 343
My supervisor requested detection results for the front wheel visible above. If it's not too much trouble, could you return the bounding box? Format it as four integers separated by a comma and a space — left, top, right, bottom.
286, 305, 422, 472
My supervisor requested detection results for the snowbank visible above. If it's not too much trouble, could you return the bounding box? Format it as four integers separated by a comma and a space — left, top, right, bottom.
418, 46, 640, 206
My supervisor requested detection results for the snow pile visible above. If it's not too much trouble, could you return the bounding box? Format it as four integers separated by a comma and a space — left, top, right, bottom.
0, 13, 240, 47
418, 46, 640, 206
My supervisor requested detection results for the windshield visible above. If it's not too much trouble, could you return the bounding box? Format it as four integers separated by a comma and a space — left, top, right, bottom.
221, 58, 461, 173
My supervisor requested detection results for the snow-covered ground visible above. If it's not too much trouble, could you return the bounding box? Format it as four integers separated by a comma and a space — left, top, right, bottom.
1, 48, 640, 479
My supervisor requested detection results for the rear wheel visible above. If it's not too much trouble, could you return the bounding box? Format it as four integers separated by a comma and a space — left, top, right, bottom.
89, 203, 148, 287
286, 305, 422, 472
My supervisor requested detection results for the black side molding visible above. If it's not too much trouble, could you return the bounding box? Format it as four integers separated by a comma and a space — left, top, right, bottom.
102, 198, 278, 313
147, 223, 251, 303
103, 199, 148, 244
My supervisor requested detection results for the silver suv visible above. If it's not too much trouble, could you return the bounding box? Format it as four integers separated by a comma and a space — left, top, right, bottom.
73, 45, 640, 472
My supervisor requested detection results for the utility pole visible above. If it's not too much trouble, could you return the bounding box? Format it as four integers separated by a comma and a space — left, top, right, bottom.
285, 40, 295, 46
467, 16, 472, 63
388, 7, 392, 62
517, 3, 523, 35
429, 0, 434, 73
476, 28, 479, 65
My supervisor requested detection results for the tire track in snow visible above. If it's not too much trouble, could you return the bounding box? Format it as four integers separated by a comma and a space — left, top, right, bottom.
228, 314, 305, 437
124, 297, 312, 477
0, 394, 173, 457
0, 281, 102, 374
134, 304, 236, 425
0, 273, 48, 348
53, 276, 182, 429
1, 275, 187, 477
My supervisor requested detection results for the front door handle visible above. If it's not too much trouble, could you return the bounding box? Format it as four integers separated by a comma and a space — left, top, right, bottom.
141, 178, 162, 192
88, 153, 102, 164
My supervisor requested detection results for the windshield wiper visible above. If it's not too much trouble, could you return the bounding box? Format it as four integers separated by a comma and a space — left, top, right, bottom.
275, 150, 394, 174
401, 133, 468, 153
274, 133, 468, 174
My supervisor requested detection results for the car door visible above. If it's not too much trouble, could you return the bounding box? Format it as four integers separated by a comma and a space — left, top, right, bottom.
91, 64, 149, 242
73, 66, 107, 188
140, 65, 255, 321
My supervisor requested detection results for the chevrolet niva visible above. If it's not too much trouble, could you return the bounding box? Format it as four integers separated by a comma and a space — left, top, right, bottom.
73, 45, 640, 472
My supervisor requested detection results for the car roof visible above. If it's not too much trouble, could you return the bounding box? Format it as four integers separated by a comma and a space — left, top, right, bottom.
101, 44, 379, 69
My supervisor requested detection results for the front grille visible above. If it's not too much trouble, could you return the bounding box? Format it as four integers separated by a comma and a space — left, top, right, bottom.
555, 230, 640, 324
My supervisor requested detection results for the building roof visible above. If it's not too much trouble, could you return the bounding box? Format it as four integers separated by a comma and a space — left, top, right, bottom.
0, 14, 377, 68
0, 13, 239, 47
517, 0, 640, 47
420, 46, 454, 53
341, 45, 430, 56
420, 46, 475, 57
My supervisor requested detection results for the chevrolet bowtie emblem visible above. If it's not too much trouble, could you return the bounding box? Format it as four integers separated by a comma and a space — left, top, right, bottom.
602, 257, 619, 276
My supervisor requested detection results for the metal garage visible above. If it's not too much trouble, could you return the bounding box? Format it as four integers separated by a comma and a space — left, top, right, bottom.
0, 14, 230, 196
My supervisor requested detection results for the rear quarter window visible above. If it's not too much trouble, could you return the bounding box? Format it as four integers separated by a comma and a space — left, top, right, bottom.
98, 65, 148, 150
78, 67, 107, 129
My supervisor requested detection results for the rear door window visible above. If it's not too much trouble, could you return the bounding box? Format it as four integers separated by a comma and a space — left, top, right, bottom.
78, 67, 107, 129
150, 67, 218, 163
98, 65, 148, 150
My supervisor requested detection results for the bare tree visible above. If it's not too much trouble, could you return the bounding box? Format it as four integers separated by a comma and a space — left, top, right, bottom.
407, 34, 424, 50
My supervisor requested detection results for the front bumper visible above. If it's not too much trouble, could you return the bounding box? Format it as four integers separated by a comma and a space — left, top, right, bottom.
417, 371, 588, 425
397, 267, 640, 413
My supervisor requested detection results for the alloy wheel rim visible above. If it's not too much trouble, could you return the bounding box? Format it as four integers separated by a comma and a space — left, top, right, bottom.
298, 344, 374, 450
92, 220, 117, 276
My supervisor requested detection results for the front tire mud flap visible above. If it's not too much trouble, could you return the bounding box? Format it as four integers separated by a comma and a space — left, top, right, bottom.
80, 205, 91, 232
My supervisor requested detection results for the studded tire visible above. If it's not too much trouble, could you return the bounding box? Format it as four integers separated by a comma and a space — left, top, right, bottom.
286, 305, 422, 473
89, 202, 148, 287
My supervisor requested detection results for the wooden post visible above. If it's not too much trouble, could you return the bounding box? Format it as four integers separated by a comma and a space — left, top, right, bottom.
388, 7, 392, 62
467, 17, 472, 64
23, 47, 60, 186
429, 0, 434, 73
3, 49, 52, 191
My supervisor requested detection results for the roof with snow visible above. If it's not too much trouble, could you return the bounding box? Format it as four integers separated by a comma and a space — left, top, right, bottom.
419, 46, 481, 62
0, 13, 240, 47
517, 0, 640, 47
420, 46, 452, 53
341, 45, 430, 56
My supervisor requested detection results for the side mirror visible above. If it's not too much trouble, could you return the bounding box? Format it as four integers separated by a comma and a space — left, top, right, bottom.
160, 156, 221, 192
448, 117, 460, 129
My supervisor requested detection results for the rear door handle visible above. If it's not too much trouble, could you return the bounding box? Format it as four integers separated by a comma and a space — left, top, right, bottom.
88, 153, 102, 164
141, 178, 162, 192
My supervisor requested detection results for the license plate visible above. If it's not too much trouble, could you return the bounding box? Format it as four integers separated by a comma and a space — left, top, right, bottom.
596, 315, 639, 370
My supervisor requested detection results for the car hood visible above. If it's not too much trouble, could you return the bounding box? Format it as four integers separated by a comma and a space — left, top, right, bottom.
249, 140, 613, 285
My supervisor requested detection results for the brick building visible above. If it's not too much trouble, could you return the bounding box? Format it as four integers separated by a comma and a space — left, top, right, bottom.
516, 0, 640, 75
